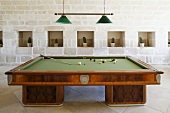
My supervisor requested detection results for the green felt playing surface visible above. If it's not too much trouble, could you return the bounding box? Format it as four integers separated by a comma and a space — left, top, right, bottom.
20, 57, 148, 71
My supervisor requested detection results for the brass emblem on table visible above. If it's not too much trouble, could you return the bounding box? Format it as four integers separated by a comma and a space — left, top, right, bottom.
80, 75, 89, 84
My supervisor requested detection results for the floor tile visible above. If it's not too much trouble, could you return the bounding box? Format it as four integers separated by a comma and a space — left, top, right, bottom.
148, 85, 170, 100
108, 106, 127, 113
123, 106, 163, 113
0, 103, 27, 113
167, 104, 170, 113
147, 93, 170, 113
13, 89, 22, 103
0, 93, 19, 109
79, 102, 118, 113
25, 106, 72, 113
64, 94, 95, 113
69, 86, 105, 101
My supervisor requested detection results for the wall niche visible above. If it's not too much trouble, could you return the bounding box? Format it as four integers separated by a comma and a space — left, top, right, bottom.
77, 31, 94, 47
138, 32, 155, 47
0, 31, 2, 47
19, 31, 32, 47
48, 31, 63, 47
108, 31, 125, 47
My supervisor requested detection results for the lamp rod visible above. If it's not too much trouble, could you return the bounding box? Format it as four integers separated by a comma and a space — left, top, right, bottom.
54, 13, 113, 15
63, 0, 64, 14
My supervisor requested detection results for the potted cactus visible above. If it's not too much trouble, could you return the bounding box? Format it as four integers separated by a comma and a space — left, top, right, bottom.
139, 37, 144, 47
0, 39, 3, 47
110, 37, 115, 47
27, 37, 32, 47
83, 37, 87, 47
168, 39, 170, 47
54, 38, 58, 47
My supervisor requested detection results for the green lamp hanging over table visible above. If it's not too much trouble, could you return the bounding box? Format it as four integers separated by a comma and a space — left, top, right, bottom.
56, 15, 71, 24
55, 0, 72, 24
96, 15, 112, 24
55, 0, 113, 24
96, 0, 112, 24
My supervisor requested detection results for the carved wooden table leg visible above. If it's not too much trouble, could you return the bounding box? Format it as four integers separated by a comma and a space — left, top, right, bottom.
105, 85, 146, 106
22, 85, 64, 106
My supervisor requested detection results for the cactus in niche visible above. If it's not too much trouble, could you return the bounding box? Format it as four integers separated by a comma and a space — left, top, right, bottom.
111, 37, 115, 43
27, 37, 32, 47
55, 39, 58, 43
83, 37, 87, 43
139, 37, 143, 43
28, 37, 32, 43
110, 37, 115, 47
82, 37, 87, 47
54, 38, 59, 47
139, 37, 145, 47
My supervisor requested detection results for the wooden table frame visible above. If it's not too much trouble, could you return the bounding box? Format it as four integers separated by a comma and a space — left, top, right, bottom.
5, 56, 163, 106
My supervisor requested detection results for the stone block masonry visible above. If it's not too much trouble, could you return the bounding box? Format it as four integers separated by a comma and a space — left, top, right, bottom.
0, 0, 170, 64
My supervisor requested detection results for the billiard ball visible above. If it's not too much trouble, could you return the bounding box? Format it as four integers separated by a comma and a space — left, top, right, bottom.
102, 61, 105, 63
90, 58, 92, 61
78, 62, 81, 65
99, 62, 102, 64
93, 59, 96, 62
112, 59, 115, 62
100, 59, 103, 61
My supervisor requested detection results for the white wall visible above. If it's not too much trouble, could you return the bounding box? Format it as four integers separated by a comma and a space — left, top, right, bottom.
0, 0, 170, 64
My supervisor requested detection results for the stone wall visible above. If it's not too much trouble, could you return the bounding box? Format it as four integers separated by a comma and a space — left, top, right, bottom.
0, 0, 170, 65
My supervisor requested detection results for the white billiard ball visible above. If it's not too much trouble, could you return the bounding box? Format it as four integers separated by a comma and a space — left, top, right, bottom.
78, 62, 81, 65
100, 59, 103, 61
99, 62, 102, 64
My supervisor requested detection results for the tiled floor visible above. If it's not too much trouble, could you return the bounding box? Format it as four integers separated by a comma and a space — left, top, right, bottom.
0, 65, 170, 113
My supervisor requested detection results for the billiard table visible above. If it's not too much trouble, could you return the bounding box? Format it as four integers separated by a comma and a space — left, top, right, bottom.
5, 55, 163, 106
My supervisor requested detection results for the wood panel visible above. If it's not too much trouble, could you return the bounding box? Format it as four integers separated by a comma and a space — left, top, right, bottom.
105, 85, 146, 105
22, 86, 64, 105
9, 73, 159, 85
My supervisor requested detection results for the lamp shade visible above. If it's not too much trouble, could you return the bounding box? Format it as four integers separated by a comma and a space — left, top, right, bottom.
96, 15, 112, 24
55, 15, 71, 24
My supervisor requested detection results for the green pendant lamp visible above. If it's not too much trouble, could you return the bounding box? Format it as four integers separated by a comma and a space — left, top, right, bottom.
96, 15, 112, 23
55, 0, 72, 24
96, 0, 112, 24
56, 15, 71, 24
